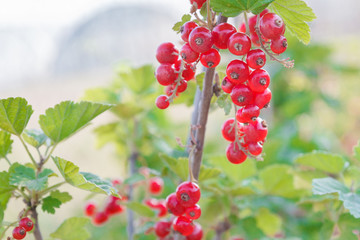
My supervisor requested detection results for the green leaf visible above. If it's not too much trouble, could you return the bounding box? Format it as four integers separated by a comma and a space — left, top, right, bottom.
295, 151, 345, 174
0, 205, 3, 224
39, 101, 112, 143
0, 97, 33, 135
269, 0, 316, 44
338, 213, 360, 240
172, 14, 192, 33
0, 131, 12, 158
312, 177, 349, 196
50, 217, 91, 240
227, 185, 256, 196
255, 208, 282, 236
116, 65, 155, 94
50, 190, 72, 204
9, 166, 53, 191
0, 171, 15, 209
198, 165, 221, 181
341, 193, 360, 219
53, 157, 118, 196
111, 103, 144, 119
216, 93, 232, 115
123, 173, 145, 185
126, 202, 155, 218
211, 0, 275, 17
42, 196, 62, 214
159, 153, 188, 181
354, 140, 360, 161
22, 129, 49, 148
195, 73, 205, 91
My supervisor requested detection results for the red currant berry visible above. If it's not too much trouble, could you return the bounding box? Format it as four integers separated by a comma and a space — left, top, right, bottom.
246, 49, 266, 69
248, 142, 263, 156
166, 193, 186, 216
190, 0, 207, 9
248, 15, 258, 34
243, 118, 268, 143
149, 177, 164, 195
250, 33, 268, 47
181, 21, 199, 42
228, 32, 251, 56
226, 142, 247, 164
12, 227, 26, 240
236, 104, 260, 123
230, 84, 254, 106
185, 204, 201, 220
221, 77, 234, 94
212, 23, 237, 49
239, 23, 246, 33
84, 202, 97, 217
270, 35, 287, 54
155, 64, 178, 86
189, 27, 214, 53
105, 200, 124, 215
112, 179, 122, 187
155, 220, 172, 237
154, 201, 167, 217
176, 182, 201, 208
254, 88, 272, 109
182, 63, 196, 81
177, 80, 188, 93
186, 222, 203, 240
260, 9, 270, 17
155, 95, 170, 109
226, 60, 249, 84
92, 212, 109, 225
200, 48, 221, 68
180, 43, 200, 63
156, 42, 179, 64
221, 118, 238, 142
172, 216, 195, 236
248, 68, 270, 93
144, 198, 158, 208
165, 85, 177, 97
259, 13, 285, 40
19, 217, 34, 232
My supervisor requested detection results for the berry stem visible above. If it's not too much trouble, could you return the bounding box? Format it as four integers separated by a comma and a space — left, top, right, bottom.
206, 0, 213, 30
0, 221, 17, 239
19, 136, 38, 167
167, 61, 186, 103
193, 12, 207, 26
4, 156, 11, 165
243, 11, 250, 37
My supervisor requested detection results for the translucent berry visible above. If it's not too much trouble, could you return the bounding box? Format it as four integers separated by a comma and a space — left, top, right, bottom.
154, 201, 167, 217
236, 105, 260, 123
246, 49, 266, 69
221, 77, 234, 94
221, 118, 238, 142
155, 220, 172, 237
12, 227, 26, 240
259, 13, 285, 40
248, 69, 270, 93
105, 200, 124, 215
84, 202, 97, 217
177, 80, 188, 93
92, 212, 109, 225
172, 216, 195, 236
155, 95, 170, 109
186, 222, 203, 240
156, 42, 179, 64
190, 0, 207, 9
185, 204, 201, 220
254, 88, 272, 109
189, 27, 214, 53
230, 84, 254, 106
166, 193, 186, 216
226, 142, 247, 164
270, 35, 287, 54
248, 142, 263, 156
243, 118, 268, 143
176, 182, 201, 208
226, 60, 249, 84
155, 64, 178, 86
228, 32, 251, 56
181, 43, 200, 63
200, 48, 221, 68
212, 23, 237, 49
19, 217, 34, 232
149, 177, 164, 195
182, 63, 196, 81
165, 85, 177, 97
181, 21, 199, 42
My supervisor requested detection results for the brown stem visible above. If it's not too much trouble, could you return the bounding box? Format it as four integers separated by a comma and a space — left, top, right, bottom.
30, 206, 43, 240
213, 219, 231, 240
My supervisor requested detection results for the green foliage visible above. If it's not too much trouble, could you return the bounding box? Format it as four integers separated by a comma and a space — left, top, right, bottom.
50, 217, 91, 240
39, 101, 112, 143
159, 153, 188, 181
9, 165, 53, 191
22, 129, 49, 148
216, 93, 232, 115
42, 196, 62, 214
172, 14, 192, 32
255, 208, 282, 236
0, 131, 12, 159
0, 97, 33, 136
211, 0, 275, 17
50, 190, 73, 204
126, 202, 155, 218
295, 151, 345, 174
0, 171, 15, 209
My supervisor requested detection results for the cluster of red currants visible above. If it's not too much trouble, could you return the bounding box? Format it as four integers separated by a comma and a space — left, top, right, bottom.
12, 217, 33, 240
144, 176, 168, 218
153, 181, 202, 239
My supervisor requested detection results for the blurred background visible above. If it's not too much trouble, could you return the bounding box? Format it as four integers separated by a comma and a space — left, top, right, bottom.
1, 0, 360, 239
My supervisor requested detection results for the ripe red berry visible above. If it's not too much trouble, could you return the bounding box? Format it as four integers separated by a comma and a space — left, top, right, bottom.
236, 105, 260, 123
92, 212, 109, 225
19, 217, 34, 232
221, 118, 238, 142
239, 23, 246, 33
84, 202, 97, 217
177, 80, 188, 93
181, 43, 200, 63
226, 142, 247, 164
248, 142, 263, 156
172, 216, 195, 236
12, 227, 26, 240
246, 49, 266, 69
181, 21, 199, 42
226, 60, 249, 84
230, 84, 254, 106
166, 193, 186, 216
221, 77, 234, 94
154, 201, 167, 217
250, 32, 268, 47
270, 35, 287, 54
228, 32, 251, 56
155, 64, 178, 86
200, 48, 221, 68
189, 27, 214, 53
182, 63, 196, 81
144, 198, 158, 208
155, 220, 172, 237
155, 95, 170, 109
243, 118, 268, 143
156, 42, 179, 64
165, 85, 177, 97
149, 177, 164, 195
186, 222, 203, 240
254, 88, 272, 109
259, 13, 285, 40
190, 0, 207, 9
248, 69, 270, 93
176, 182, 201, 208
212, 23, 237, 49
105, 200, 124, 215
185, 204, 201, 220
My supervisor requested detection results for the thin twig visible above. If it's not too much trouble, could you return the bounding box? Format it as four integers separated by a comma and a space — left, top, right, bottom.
4, 156, 11, 166
18, 136, 37, 167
